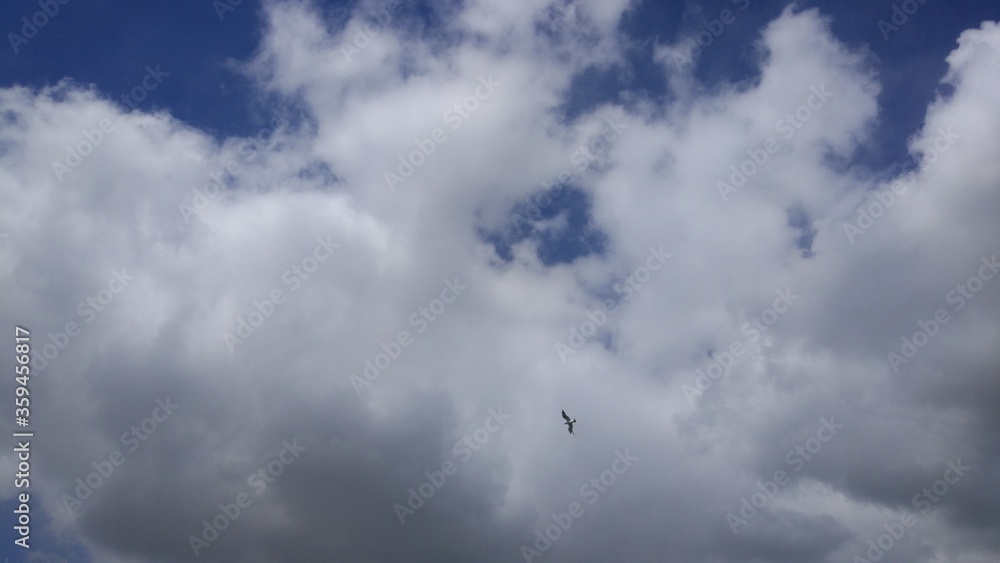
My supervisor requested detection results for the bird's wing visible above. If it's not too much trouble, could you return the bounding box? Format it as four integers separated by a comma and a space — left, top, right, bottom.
568, 423, 575, 436
562, 410, 571, 422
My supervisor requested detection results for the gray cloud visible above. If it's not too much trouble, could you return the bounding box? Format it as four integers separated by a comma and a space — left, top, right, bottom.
1, 2, 999, 562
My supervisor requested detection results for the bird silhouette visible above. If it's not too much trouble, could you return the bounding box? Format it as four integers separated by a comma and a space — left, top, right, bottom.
562, 410, 576, 436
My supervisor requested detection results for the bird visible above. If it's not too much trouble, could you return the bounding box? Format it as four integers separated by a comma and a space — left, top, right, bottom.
562, 410, 576, 436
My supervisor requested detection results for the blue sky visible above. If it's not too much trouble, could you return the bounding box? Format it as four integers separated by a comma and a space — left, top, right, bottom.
2, 1, 999, 562
3, 1, 992, 158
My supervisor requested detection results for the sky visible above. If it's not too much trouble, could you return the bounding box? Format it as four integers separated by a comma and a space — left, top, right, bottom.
1, 0, 999, 562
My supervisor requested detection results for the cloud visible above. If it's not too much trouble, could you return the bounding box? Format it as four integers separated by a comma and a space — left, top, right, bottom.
1, 2, 998, 561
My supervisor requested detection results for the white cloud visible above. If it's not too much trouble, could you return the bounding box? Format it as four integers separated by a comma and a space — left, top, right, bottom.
1, 2, 998, 561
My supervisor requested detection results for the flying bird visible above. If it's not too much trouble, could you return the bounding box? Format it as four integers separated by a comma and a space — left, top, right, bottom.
562, 410, 576, 436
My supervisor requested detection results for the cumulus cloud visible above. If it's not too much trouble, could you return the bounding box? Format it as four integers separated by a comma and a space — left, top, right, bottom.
1, 1, 998, 562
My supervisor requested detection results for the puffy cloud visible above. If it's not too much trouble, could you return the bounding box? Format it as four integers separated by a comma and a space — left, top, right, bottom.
0, 2, 998, 562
